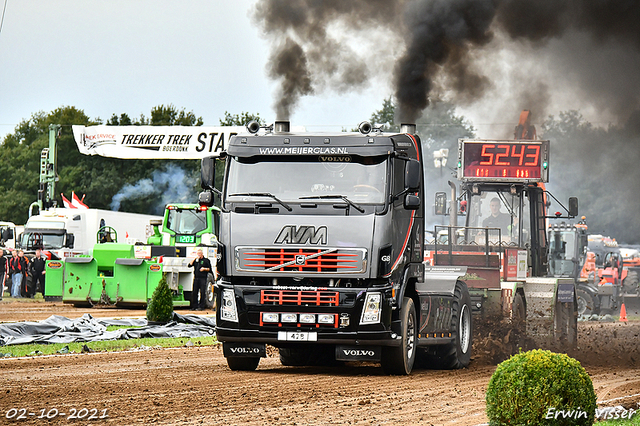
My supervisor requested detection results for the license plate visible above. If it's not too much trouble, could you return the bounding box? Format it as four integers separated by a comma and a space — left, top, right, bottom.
278, 331, 317, 342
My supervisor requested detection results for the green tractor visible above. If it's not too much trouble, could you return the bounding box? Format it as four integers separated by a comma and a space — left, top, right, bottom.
146, 203, 221, 309
46, 204, 220, 308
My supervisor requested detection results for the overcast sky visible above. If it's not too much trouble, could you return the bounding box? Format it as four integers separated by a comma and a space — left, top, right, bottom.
2, 1, 635, 144
0, 0, 394, 140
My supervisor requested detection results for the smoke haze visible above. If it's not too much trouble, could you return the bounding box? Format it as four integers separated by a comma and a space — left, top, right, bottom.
254, 0, 640, 127
110, 164, 197, 215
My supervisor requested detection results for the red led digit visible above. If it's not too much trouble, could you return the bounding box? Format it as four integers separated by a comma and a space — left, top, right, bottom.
524, 145, 539, 166
495, 145, 511, 166
479, 144, 494, 165
511, 144, 525, 165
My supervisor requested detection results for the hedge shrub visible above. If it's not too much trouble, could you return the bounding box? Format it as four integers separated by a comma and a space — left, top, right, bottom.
486, 349, 596, 426
146, 274, 173, 323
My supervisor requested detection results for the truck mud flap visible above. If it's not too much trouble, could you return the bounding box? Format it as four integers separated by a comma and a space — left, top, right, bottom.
223, 342, 266, 358
335, 346, 381, 362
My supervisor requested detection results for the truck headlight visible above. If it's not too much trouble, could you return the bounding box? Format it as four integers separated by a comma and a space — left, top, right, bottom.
360, 292, 382, 325
262, 312, 279, 323
280, 313, 297, 323
318, 314, 335, 324
220, 289, 238, 322
299, 313, 316, 324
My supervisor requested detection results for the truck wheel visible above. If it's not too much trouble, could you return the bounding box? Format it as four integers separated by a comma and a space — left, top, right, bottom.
279, 347, 312, 366
226, 357, 260, 371
205, 273, 215, 310
623, 270, 639, 294
431, 281, 472, 370
576, 288, 594, 317
381, 297, 417, 375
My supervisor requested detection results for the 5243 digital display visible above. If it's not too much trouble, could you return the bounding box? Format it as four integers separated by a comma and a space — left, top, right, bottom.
458, 139, 549, 182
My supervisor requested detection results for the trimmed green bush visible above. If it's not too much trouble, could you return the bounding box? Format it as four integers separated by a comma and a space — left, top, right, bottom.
486, 349, 596, 426
146, 274, 173, 323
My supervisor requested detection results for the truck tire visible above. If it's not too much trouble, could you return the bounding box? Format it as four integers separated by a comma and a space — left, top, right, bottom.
279, 347, 312, 366
381, 297, 417, 375
205, 273, 216, 310
576, 288, 594, 317
623, 270, 639, 294
428, 281, 472, 370
226, 356, 260, 371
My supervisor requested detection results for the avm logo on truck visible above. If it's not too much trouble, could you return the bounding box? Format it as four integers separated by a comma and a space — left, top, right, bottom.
275, 225, 327, 245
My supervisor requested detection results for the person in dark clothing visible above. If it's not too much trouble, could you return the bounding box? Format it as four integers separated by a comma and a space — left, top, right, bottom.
0, 253, 7, 300
30, 248, 46, 295
482, 197, 511, 234
188, 249, 212, 311
10, 250, 28, 298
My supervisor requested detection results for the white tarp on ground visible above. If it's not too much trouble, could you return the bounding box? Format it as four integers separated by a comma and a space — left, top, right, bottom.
0, 313, 216, 345
72, 125, 246, 159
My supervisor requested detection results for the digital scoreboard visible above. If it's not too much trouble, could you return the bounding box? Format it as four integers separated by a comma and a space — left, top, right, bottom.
457, 139, 549, 182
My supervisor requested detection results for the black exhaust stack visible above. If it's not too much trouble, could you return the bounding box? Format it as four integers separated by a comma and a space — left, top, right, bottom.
400, 123, 416, 134
274, 120, 290, 133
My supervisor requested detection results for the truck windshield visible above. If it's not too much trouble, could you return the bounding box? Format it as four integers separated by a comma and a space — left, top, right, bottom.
165, 208, 208, 234
20, 232, 65, 249
226, 155, 388, 204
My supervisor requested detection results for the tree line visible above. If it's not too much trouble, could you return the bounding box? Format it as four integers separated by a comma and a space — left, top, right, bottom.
1, 102, 637, 243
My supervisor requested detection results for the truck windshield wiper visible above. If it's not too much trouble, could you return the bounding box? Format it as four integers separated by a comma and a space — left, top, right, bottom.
227, 193, 292, 212
299, 195, 365, 213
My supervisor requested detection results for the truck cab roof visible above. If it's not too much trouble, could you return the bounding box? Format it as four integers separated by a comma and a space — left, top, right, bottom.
227, 131, 420, 159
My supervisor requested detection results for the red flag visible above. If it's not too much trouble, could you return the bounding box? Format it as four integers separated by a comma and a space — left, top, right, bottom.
61, 193, 75, 209
71, 192, 89, 209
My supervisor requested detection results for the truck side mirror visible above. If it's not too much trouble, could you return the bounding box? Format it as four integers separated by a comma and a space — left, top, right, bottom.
201, 157, 216, 189
199, 191, 214, 207
67, 233, 75, 249
434, 192, 447, 215
568, 197, 578, 217
404, 194, 420, 210
404, 159, 421, 191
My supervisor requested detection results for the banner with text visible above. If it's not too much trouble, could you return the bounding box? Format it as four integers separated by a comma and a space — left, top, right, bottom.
72, 125, 246, 159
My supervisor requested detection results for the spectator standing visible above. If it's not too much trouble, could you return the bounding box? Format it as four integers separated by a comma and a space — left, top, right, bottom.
0, 252, 7, 299
16, 250, 30, 297
188, 249, 211, 311
31, 248, 46, 296
9, 250, 21, 298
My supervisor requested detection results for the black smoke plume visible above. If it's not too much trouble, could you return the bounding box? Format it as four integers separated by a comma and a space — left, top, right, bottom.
254, 0, 640, 125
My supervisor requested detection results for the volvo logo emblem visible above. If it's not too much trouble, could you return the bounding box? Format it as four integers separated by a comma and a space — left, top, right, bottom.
295, 255, 306, 265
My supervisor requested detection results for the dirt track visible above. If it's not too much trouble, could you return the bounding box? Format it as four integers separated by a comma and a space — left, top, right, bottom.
1, 300, 640, 425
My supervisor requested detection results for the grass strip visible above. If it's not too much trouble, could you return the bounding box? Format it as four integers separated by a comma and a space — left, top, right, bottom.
1, 336, 218, 358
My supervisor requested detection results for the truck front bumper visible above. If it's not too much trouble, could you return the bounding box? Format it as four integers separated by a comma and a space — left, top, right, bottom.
215, 283, 399, 347
216, 326, 401, 347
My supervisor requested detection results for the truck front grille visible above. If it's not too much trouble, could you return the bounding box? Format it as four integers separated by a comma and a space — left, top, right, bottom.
236, 247, 367, 274
261, 289, 339, 306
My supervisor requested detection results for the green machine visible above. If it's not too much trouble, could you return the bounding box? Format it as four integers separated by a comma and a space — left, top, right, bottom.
46, 204, 220, 308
